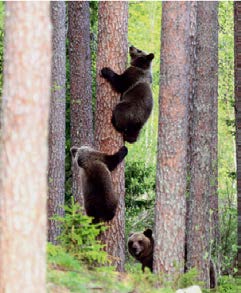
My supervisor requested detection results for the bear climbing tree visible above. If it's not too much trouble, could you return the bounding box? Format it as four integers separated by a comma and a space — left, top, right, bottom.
95, 1, 128, 272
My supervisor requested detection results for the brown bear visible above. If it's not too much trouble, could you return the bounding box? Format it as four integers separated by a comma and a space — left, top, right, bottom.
101, 46, 154, 143
128, 228, 154, 272
71, 145, 128, 223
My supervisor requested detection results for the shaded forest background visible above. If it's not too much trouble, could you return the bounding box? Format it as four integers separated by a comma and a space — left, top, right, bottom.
0, 1, 239, 292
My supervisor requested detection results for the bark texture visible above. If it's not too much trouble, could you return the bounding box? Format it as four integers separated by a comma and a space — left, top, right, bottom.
186, 1, 197, 267
209, 2, 219, 279
154, 2, 190, 277
235, 1, 241, 274
186, 2, 218, 288
48, 1, 66, 244
95, 1, 128, 272
0, 2, 51, 292
68, 1, 93, 206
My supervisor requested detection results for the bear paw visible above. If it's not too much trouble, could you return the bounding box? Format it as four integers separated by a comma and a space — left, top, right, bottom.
101, 67, 113, 79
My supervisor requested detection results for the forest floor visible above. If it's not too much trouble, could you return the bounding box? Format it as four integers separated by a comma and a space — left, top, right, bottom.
47, 251, 241, 293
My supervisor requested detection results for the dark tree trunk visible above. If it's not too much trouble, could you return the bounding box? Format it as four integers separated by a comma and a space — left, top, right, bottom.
48, 0, 66, 244
234, 1, 241, 274
154, 2, 190, 277
68, 1, 93, 206
186, 2, 219, 288
95, 1, 128, 272
0, 2, 51, 291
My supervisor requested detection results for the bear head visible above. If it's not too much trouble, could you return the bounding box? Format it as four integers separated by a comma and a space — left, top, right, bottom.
129, 45, 154, 70
71, 145, 103, 170
128, 228, 153, 259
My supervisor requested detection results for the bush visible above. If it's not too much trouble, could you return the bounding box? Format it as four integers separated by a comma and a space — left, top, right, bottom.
53, 197, 109, 266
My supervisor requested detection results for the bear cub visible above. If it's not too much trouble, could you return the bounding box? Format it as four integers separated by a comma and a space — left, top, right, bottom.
101, 46, 154, 143
71, 145, 128, 223
128, 228, 154, 272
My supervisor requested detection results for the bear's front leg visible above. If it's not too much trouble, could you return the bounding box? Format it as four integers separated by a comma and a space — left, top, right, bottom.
101, 67, 116, 80
101, 67, 123, 93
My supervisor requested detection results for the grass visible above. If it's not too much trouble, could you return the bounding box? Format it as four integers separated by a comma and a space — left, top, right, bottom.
47, 244, 241, 293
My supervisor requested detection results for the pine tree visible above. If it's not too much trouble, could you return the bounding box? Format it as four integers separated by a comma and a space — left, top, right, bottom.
95, 1, 128, 272
48, 0, 66, 244
0, 2, 51, 291
154, 2, 190, 277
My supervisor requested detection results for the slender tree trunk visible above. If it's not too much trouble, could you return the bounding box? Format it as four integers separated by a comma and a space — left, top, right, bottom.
95, 1, 128, 272
0, 2, 51, 291
234, 1, 241, 274
186, 1, 197, 270
210, 2, 219, 283
68, 1, 93, 206
48, 1, 66, 244
186, 2, 218, 288
154, 2, 190, 277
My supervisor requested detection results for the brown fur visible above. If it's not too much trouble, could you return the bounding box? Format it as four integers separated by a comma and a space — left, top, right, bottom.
101, 46, 154, 143
71, 146, 128, 223
128, 229, 154, 272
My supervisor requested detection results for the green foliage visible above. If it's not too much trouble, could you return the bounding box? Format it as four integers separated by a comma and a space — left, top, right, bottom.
127, 1, 162, 165
125, 160, 156, 238
217, 276, 240, 293
174, 268, 201, 290
53, 197, 108, 266
218, 2, 237, 275
47, 242, 81, 271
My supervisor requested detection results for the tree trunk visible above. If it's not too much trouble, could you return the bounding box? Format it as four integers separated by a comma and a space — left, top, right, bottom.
209, 2, 219, 282
68, 1, 93, 206
48, 1, 66, 245
154, 2, 190, 277
95, 1, 128, 272
0, 2, 51, 291
186, 2, 218, 288
234, 1, 241, 274
186, 1, 197, 270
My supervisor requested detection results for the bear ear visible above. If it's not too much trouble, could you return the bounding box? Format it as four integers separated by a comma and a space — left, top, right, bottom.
70, 146, 78, 159
143, 229, 152, 239
147, 53, 154, 61
129, 232, 134, 238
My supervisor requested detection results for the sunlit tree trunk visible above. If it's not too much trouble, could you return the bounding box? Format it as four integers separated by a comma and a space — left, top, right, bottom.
95, 1, 128, 272
0, 2, 51, 291
186, 2, 218, 288
68, 1, 93, 206
234, 1, 241, 274
48, 0, 66, 244
154, 2, 190, 277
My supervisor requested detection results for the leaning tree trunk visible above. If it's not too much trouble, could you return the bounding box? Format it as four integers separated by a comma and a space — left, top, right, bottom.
186, 2, 219, 288
0, 2, 51, 291
153, 2, 190, 278
48, 0, 66, 244
234, 1, 241, 274
68, 1, 94, 206
95, 1, 128, 272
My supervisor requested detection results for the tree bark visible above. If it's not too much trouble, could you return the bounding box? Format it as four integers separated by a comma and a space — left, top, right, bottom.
186, 2, 219, 288
234, 1, 241, 274
68, 1, 93, 206
0, 2, 51, 292
209, 2, 219, 280
48, 1, 66, 245
95, 1, 128, 272
154, 2, 190, 277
